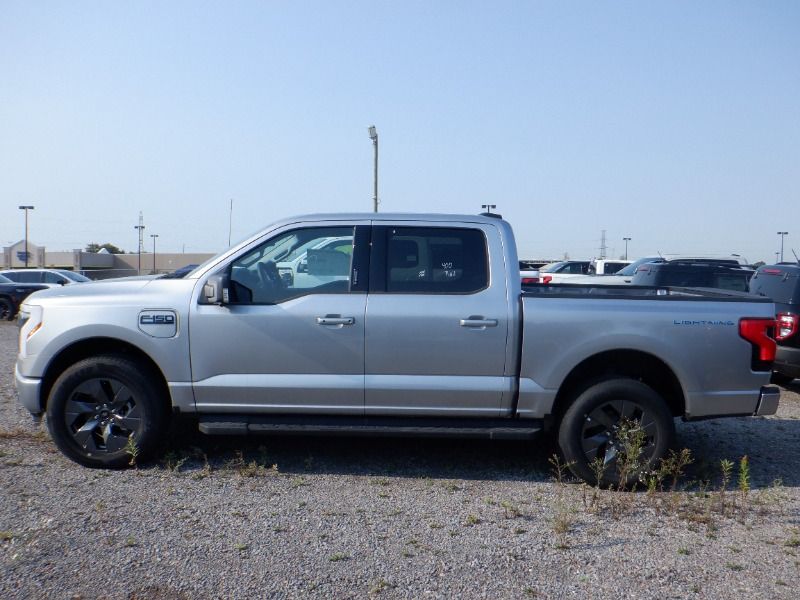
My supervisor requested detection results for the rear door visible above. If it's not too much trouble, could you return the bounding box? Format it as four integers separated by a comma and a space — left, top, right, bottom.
364, 223, 513, 417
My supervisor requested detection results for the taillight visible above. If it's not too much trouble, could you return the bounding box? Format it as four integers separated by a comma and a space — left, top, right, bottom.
521, 277, 540, 285
542, 275, 553, 284
776, 313, 799, 341
739, 317, 777, 370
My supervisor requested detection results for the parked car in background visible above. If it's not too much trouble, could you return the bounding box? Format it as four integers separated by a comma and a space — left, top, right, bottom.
750, 264, 800, 384
563, 255, 750, 286
536, 260, 591, 284
0, 274, 48, 320
275, 235, 352, 288
519, 260, 549, 285
631, 262, 754, 293
0, 268, 91, 288
588, 259, 632, 275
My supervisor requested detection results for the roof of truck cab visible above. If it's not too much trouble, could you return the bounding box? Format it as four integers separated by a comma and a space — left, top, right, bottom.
272, 213, 510, 225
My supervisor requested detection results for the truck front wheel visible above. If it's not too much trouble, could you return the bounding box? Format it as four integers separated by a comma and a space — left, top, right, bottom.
46, 355, 169, 468
558, 379, 674, 486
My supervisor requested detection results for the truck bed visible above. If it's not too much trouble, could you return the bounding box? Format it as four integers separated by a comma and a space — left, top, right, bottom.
516, 285, 775, 421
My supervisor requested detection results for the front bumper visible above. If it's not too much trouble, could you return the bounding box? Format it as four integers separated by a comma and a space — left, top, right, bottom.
15, 363, 42, 416
754, 385, 780, 416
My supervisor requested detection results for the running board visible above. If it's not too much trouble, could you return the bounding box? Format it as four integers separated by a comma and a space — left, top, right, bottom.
197, 415, 542, 441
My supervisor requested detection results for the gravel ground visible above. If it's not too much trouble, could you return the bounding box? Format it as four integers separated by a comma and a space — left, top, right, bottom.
1, 320, 799, 599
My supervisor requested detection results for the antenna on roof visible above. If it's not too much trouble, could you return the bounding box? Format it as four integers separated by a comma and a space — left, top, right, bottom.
480, 204, 501, 218
792, 248, 799, 265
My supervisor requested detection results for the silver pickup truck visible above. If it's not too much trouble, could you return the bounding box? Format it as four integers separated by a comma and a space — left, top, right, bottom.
15, 213, 780, 484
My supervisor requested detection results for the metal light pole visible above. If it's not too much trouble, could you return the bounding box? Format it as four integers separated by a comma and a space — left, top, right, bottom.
18, 205, 34, 267
150, 234, 159, 274
777, 231, 789, 262
228, 198, 234, 247
368, 126, 378, 212
623, 237, 631, 260
134, 212, 145, 275
481, 204, 497, 215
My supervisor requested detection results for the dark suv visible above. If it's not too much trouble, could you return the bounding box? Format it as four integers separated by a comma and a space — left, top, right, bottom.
0, 274, 48, 320
630, 261, 754, 293
749, 264, 800, 384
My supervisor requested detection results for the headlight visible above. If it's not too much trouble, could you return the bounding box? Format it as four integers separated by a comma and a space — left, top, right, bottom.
18, 304, 43, 358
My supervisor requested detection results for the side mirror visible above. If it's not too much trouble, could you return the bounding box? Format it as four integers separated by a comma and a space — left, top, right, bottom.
200, 274, 229, 305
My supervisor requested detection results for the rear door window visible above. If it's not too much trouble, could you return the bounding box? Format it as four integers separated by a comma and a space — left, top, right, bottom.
379, 227, 488, 294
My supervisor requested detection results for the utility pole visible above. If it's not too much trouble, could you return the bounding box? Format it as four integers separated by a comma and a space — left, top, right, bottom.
599, 230, 607, 260
18, 205, 34, 267
134, 212, 145, 275
368, 126, 378, 212
623, 237, 631, 260
150, 234, 159, 274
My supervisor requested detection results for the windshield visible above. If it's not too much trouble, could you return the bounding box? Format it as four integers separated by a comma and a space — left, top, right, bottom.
59, 270, 91, 282
539, 262, 566, 273
615, 257, 661, 276
0, 274, 10, 284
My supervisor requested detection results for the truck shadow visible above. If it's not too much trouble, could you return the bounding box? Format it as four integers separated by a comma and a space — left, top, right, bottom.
165, 413, 800, 488
165, 423, 555, 483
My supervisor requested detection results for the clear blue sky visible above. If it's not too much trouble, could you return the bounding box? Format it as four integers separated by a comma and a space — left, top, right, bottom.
1, 1, 798, 262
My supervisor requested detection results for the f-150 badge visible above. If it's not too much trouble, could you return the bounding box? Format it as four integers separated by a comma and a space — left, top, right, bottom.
138, 310, 178, 338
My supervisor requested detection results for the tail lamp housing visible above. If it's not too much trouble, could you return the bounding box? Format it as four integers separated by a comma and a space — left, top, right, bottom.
776, 313, 798, 341
738, 317, 777, 371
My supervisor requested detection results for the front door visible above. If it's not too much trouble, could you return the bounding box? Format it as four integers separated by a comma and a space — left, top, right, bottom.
190, 223, 369, 414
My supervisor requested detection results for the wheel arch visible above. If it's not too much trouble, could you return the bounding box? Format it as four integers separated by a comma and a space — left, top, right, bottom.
40, 337, 171, 414
550, 349, 686, 424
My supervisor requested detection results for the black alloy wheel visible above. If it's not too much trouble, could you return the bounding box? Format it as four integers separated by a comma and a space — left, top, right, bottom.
47, 355, 168, 467
558, 379, 675, 486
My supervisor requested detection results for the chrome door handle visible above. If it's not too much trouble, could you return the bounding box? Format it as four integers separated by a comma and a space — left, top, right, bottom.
316, 316, 355, 326
460, 318, 498, 328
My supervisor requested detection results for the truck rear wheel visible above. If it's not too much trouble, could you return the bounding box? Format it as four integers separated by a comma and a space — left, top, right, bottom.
558, 379, 674, 486
46, 355, 169, 468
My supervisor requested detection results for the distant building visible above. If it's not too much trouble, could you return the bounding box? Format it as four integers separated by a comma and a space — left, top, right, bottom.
2, 240, 213, 279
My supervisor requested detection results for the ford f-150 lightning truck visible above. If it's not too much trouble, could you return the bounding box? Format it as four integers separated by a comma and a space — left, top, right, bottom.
15, 213, 780, 484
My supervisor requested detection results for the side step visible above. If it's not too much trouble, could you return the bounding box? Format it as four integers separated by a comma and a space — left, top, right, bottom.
197, 414, 542, 441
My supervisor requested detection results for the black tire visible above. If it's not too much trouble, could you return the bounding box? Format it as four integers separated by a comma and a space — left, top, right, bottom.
0, 297, 14, 321
558, 379, 675, 486
46, 354, 169, 468
770, 371, 795, 386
